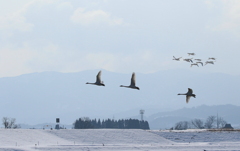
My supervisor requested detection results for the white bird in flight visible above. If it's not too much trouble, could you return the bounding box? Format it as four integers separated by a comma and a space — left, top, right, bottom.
86, 70, 105, 86
205, 61, 214, 65
191, 63, 199, 67
120, 72, 140, 90
188, 53, 195, 56
208, 57, 216, 60
196, 62, 203, 66
183, 58, 193, 63
173, 56, 182, 61
178, 88, 196, 103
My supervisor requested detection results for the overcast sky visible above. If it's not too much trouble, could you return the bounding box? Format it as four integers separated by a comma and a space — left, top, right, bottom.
0, 0, 240, 77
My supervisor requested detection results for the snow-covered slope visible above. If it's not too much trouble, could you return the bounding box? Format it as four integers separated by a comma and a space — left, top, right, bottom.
45, 129, 172, 145
150, 129, 240, 143
0, 129, 71, 147
0, 129, 172, 150
1, 129, 240, 151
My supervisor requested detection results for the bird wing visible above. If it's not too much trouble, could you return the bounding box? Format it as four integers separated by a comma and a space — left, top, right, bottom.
186, 96, 191, 103
188, 88, 193, 94
130, 72, 136, 86
173, 56, 176, 59
96, 71, 102, 83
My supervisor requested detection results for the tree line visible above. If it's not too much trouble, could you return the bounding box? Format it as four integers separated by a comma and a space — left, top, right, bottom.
2, 117, 20, 129
73, 117, 150, 130
173, 115, 227, 130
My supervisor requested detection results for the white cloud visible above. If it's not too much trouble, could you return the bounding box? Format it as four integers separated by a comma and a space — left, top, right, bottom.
205, 0, 216, 9
70, 8, 124, 26
3, 48, 163, 75
56, 1, 73, 11
26, 43, 70, 72
208, 0, 240, 34
0, 10, 34, 35
0, 42, 73, 77
0, 44, 168, 76
84, 51, 166, 74
0, 46, 34, 77
0, 0, 239, 77
0, 0, 75, 36
85, 52, 118, 71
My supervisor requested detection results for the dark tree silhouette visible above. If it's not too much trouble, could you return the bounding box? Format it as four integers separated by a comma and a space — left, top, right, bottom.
2, 117, 20, 129
205, 116, 216, 129
191, 119, 204, 129
73, 118, 150, 130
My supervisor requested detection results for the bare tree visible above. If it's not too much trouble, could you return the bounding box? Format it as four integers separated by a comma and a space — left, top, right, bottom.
175, 121, 183, 130
9, 118, 16, 128
2, 117, 9, 129
204, 116, 216, 129
174, 121, 190, 130
191, 119, 204, 129
218, 117, 227, 128
174, 116, 227, 130
2, 117, 20, 129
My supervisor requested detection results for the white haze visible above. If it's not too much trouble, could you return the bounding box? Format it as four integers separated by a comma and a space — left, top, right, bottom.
0, 0, 240, 77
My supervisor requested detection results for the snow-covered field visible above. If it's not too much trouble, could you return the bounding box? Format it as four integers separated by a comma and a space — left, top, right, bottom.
1, 129, 240, 151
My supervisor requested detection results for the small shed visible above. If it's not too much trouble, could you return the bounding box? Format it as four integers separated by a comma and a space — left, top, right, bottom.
223, 124, 234, 129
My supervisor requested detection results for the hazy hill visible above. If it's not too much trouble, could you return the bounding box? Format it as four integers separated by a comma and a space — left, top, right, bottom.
0, 69, 239, 128
147, 104, 240, 129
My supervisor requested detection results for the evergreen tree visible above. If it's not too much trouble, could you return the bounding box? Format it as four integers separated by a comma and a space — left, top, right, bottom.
106, 119, 112, 128
128, 119, 136, 129
112, 119, 119, 128
143, 121, 150, 130
97, 119, 101, 128
91, 119, 97, 128
118, 119, 124, 129
73, 118, 150, 129
133, 119, 140, 129
124, 119, 129, 129
101, 119, 106, 128
73, 117, 93, 129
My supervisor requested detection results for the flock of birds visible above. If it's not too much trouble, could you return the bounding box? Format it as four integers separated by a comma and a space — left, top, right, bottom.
86, 70, 195, 103
84, 53, 218, 104
173, 53, 216, 67
86, 71, 139, 90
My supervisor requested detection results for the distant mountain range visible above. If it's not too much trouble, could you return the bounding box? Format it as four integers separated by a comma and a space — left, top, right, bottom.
0, 69, 239, 129
19, 104, 240, 130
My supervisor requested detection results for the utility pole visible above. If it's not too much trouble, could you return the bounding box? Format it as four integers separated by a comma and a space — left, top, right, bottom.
56, 118, 60, 130
140, 109, 145, 121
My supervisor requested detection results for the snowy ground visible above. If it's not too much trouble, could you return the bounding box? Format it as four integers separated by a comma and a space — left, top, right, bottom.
0, 129, 240, 151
